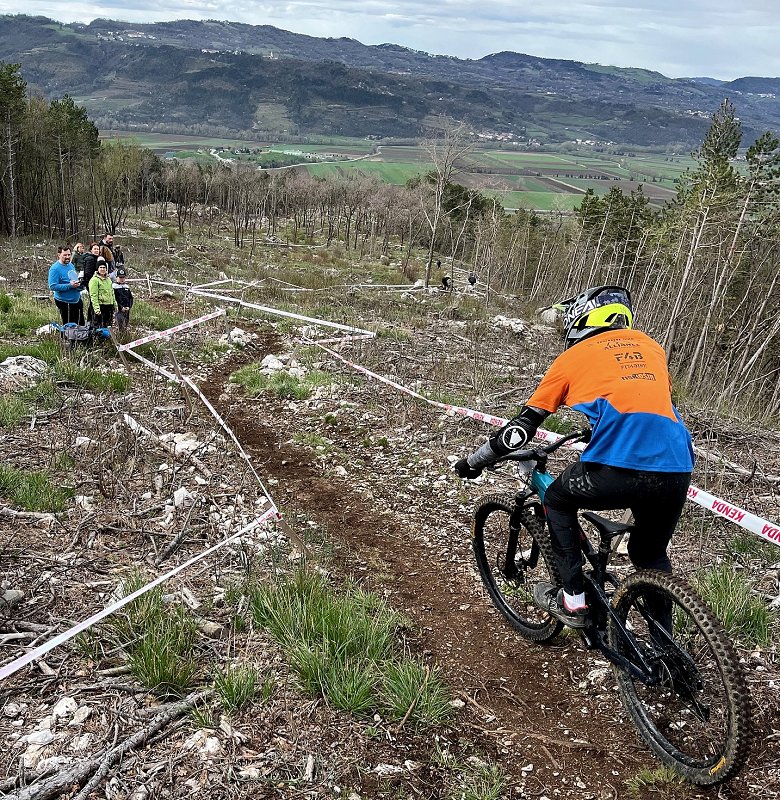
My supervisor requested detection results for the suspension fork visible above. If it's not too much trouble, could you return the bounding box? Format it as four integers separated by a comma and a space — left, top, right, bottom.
503, 499, 539, 578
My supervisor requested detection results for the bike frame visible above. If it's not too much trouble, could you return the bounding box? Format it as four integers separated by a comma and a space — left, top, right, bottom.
517, 458, 666, 686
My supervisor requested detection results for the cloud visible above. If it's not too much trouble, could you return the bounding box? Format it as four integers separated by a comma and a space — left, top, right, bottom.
2, 0, 775, 80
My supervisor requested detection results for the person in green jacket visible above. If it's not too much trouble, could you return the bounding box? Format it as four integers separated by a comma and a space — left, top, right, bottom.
88, 259, 115, 327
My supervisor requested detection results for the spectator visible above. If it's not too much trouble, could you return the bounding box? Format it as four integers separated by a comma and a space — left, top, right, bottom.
71, 243, 86, 274
441, 275, 452, 291
113, 268, 134, 332
48, 245, 84, 325
468, 272, 477, 287
82, 242, 100, 288
113, 244, 125, 267
99, 233, 115, 268
88, 260, 115, 327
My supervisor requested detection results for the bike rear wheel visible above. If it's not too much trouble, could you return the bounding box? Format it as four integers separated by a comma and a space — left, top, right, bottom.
472, 494, 563, 641
608, 570, 751, 785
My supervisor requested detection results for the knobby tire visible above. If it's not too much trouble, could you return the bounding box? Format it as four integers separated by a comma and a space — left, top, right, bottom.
608, 570, 751, 785
472, 494, 563, 642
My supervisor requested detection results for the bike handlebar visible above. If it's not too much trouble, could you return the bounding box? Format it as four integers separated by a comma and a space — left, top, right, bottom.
493, 428, 589, 466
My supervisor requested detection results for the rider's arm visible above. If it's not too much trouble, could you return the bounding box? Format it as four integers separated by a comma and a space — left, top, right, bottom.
466, 405, 550, 469
454, 355, 569, 479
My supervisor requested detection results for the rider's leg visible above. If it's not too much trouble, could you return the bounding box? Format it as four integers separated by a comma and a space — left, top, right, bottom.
628, 472, 691, 636
543, 471, 588, 596
544, 461, 630, 596
627, 471, 690, 573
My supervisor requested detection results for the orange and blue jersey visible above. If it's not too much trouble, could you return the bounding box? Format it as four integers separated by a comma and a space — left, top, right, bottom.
527, 329, 694, 472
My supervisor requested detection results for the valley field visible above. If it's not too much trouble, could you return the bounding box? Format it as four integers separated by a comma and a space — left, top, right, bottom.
104, 130, 693, 210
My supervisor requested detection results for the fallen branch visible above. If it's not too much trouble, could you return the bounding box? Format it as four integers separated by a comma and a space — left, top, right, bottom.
7, 689, 212, 800
693, 445, 780, 485
0, 506, 57, 527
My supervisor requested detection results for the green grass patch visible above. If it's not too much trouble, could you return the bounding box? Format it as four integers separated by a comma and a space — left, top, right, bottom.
695, 564, 773, 647
198, 340, 232, 363
729, 532, 779, 563
292, 431, 336, 453
0, 379, 60, 428
379, 660, 452, 725
450, 758, 507, 800
132, 299, 185, 331
0, 292, 53, 335
377, 326, 412, 342
52, 359, 130, 392
625, 765, 687, 797
540, 414, 577, 434
247, 569, 451, 724
230, 364, 335, 400
0, 464, 73, 512
101, 570, 200, 697
214, 664, 273, 712
127, 605, 199, 697
0, 340, 60, 364
0, 395, 28, 428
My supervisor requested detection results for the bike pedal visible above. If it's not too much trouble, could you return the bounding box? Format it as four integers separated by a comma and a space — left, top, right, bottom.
579, 627, 598, 649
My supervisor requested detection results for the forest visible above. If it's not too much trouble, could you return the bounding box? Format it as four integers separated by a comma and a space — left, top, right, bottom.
1, 58, 779, 420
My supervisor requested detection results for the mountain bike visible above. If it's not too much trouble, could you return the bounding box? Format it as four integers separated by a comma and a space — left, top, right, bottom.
471, 429, 752, 785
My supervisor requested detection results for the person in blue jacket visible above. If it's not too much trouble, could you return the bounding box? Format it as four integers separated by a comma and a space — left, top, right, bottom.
48, 245, 85, 325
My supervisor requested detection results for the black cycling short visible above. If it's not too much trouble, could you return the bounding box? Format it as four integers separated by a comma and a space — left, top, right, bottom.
544, 461, 691, 594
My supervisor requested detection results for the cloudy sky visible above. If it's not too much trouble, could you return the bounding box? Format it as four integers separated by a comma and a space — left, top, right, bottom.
5, 0, 777, 80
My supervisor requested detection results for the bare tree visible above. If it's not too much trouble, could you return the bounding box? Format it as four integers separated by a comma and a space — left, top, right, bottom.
418, 123, 475, 286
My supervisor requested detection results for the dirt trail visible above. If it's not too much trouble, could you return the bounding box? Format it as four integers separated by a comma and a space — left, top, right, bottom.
201, 349, 712, 800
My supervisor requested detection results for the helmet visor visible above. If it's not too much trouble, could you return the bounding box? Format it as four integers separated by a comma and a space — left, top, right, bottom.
580, 302, 633, 329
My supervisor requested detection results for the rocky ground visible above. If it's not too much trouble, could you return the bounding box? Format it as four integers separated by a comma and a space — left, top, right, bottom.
1, 246, 779, 800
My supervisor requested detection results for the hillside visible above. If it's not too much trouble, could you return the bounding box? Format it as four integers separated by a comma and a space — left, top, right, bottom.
0, 219, 778, 798
1, 15, 778, 146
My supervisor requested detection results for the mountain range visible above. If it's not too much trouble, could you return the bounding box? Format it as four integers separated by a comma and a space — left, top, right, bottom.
2, 15, 779, 148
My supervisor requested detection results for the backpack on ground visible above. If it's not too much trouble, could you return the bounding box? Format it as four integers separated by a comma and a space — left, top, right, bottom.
54, 322, 111, 351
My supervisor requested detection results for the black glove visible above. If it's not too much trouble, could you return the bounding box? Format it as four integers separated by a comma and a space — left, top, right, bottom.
454, 458, 483, 479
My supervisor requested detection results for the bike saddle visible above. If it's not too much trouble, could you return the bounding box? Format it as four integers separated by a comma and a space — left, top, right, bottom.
581, 512, 633, 538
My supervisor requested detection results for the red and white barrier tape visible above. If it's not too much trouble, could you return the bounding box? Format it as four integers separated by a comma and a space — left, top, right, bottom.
686, 486, 780, 545
121, 286, 778, 547
189, 288, 375, 336
0, 509, 279, 682
310, 340, 779, 546
117, 308, 226, 351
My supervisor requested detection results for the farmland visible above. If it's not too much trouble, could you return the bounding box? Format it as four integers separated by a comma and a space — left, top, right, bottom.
104, 130, 694, 210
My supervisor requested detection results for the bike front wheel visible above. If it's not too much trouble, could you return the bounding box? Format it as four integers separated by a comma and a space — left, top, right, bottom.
608, 570, 751, 785
472, 494, 563, 642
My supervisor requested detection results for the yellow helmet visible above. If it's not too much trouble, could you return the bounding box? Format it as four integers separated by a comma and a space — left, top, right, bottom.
560, 285, 633, 348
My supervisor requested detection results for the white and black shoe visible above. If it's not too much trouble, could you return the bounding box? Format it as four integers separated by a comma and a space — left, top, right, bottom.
533, 582, 589, 629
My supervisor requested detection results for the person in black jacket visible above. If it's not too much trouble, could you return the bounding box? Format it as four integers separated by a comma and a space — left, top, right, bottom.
81, 242, 101, 321
81, 242, 100, 288
71, 243, 86, 274
113, 268, 134, 331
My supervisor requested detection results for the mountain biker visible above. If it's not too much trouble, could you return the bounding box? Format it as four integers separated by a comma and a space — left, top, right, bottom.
454, 286, 694, 628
